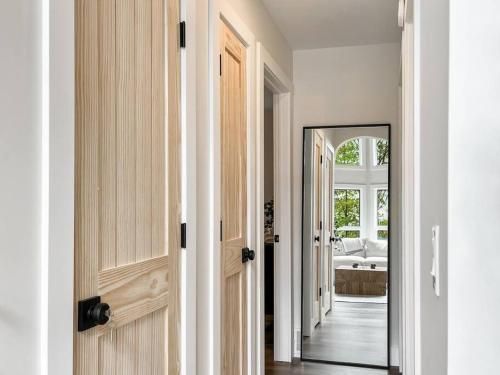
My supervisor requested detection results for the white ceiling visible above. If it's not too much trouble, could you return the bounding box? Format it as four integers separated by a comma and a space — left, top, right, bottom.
261, 0, 401, 50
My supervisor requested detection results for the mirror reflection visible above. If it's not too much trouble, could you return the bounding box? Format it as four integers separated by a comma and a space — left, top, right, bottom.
301, 125, 390, 367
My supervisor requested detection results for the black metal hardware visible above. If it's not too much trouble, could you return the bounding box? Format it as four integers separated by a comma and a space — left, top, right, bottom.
219, 54, 222, 76
319, 287, 322, 297
180, 21, 186, 48
78, 296, 111, 332
181, 223, 187, 248
242, 247, 255, 263
314, 235, 320, 242
274, 234, 280, 243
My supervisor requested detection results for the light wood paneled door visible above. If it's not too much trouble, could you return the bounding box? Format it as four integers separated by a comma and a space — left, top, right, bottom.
220, 21, 248, 375
312, 130, 323, 327
74, 0, 181, 374
322, 145, 334, 316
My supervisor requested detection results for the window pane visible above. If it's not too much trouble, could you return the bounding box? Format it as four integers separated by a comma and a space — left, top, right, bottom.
377, 230, 388, 240
336, 230, 361, 239
336, 139, 360, 166
376, 139, 389, 165
334, 189, 361, 228
377, 189, 389, 226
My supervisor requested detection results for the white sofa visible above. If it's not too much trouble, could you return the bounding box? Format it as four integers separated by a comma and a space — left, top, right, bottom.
334, 238, 388, 269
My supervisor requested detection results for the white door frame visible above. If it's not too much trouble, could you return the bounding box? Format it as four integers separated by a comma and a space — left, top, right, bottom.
206, 2, 256, 374
323, 142, 335, 315
43, 0, 75, 374
255, 42, 293, 373
401, 0, 420, 374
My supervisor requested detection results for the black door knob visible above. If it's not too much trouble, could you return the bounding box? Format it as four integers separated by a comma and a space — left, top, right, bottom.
78, 296, 111, 332
314, 235, 320, 242
88, 302, 111, 326
242, 247, 255, 263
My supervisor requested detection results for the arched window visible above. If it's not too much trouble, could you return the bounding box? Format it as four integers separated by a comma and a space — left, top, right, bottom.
335, 138, 362, 166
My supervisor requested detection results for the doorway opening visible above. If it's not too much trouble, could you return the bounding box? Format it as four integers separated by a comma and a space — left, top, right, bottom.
263, 86, 276, 367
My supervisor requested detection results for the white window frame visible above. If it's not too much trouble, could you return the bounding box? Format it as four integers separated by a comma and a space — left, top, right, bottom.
371, 185, 389, 241
333, 184, 366, 239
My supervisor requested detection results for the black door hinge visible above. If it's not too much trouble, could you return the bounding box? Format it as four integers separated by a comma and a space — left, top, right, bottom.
320, 221, 323, 230
220, 220, 223, 241
319, 287, 322, 297
180, 21, 186, 48
320, 155, 323, 164
181, 223, 187, 248
274, 234, 280, 243
219, 54, 222, 76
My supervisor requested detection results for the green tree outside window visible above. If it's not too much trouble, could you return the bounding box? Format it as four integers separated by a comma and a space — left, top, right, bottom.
336, 139, 360, 166
334, 189, 361, 238
376, 139, 389, 165
377, 189, 389, 240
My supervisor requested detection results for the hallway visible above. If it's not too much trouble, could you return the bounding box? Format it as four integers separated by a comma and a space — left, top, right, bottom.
302, 302, 387, 366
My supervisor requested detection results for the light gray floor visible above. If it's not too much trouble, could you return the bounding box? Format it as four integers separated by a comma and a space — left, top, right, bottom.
302, 302, 388, 367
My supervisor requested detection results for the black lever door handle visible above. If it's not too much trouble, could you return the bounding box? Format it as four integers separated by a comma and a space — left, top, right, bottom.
314, 235, 320, 242
242, 247, 255, 263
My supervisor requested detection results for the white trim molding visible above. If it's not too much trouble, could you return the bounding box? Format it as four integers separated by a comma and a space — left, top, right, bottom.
256, 42, 293, 373
45, 0, 75, 374
402, 1, 419, 374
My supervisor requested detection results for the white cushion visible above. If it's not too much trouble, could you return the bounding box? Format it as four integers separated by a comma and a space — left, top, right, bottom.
365, 239, 388, 257
341, 238, 364, 254
334, 255, 365, 268
364, 257, 388, 268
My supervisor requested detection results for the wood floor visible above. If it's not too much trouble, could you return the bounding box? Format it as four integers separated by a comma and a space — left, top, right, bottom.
302, 302, 388, 366
265, 301, 391, 375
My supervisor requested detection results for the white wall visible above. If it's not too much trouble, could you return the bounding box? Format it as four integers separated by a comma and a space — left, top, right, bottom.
293, 43, 402, 364
0, 1, 42, 374
228, 0, 293, 78
415, 0, 449, 373
448, 1, 500, 374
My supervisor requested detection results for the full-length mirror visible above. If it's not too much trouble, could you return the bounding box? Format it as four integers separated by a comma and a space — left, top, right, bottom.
301, 125, 390, 368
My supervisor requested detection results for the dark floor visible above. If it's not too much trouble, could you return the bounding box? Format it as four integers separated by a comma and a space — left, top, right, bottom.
302, 302, 388, 366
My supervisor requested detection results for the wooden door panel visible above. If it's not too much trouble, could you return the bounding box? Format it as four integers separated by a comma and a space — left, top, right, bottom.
97, 256, 169, 332
312, 131, 323, 326
75, 0, 180, 373
220, 21, 248, 375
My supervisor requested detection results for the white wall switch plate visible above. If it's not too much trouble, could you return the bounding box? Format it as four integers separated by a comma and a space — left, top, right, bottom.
430, 225, 440, 297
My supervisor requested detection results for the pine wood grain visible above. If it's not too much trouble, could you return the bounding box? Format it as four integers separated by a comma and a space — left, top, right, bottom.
75, 0, 180, 373
220, 21, 248, 375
